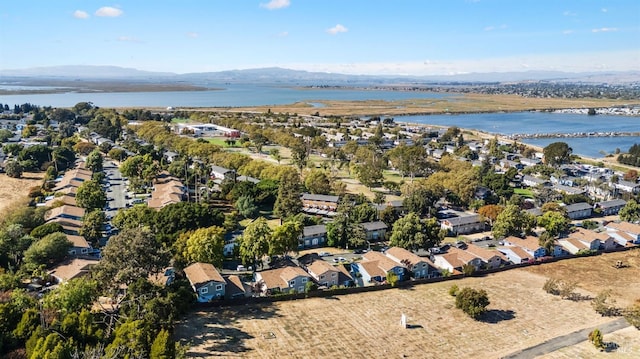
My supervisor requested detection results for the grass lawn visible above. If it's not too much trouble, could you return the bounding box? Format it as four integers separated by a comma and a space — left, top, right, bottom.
206, 137, 240, 147
170, 117, 191, 124
513, 188, 534, 198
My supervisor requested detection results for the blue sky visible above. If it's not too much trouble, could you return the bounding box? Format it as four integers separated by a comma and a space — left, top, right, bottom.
1, 0, 638, 75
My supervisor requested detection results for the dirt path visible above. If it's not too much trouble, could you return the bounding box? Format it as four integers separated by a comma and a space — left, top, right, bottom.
502, 318, 630, 359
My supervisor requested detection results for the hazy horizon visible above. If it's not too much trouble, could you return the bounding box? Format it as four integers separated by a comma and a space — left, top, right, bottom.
1, 1, 639, 76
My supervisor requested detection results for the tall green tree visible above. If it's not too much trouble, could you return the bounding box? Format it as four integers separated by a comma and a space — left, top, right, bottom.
94, 228, 170, 291
273, 169, 302, 219
237, 217, 272, 269
619, 199, 640, 223
389, 213, 445, 250
543, 142, 572, 166
85, 149, 104, 172
4, 160, 22, 178
23, 232, 72, 268
304, 169, 332, 195
455, 287, 490, 319
269, 219, 303, 256
150, 328, 175, 359
492, 204, 535, 239
79, 210, 105, 245
182, 226, 226, 267
75, 179, 107, 210
537, 210, 569, 237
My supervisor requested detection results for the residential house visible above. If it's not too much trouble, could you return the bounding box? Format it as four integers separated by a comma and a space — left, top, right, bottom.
301, 193, 340, 213
615, 180, 640, 194
553, 184, 586, 196
605, 222, 640, 247
45, 194, 77, 207
48, 258, 99, 283
568, 227, 614, 251
225, 275, 248, 299
440, 214, 484, 235
299, 224, 327, 249
335, 264, 354, 287
360, 221, 388, 242
210, 165, 237, 182
432, 247, 483, 273
522, 175, 548, 187
384, 247, 439, 279
47, 217, 83, 230
503, 236, 548, 258
305, 259, 340, 287
148, 172, 186, 209
44, 205, 85, 223
557, 237, 591, 255
564, 202, 593, 220
463, 243, 506, 269
184, 262, 226, 302
519, 157, 541, 167
352, 251, 407, 284
66, 234, 92, 256
594, 199, 627, 216
254, 266, 312, 295
498, 246, 533, 264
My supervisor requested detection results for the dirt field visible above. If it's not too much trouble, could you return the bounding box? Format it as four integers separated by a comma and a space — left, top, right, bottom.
0, 172, 44, 215
176, 250, 640, 358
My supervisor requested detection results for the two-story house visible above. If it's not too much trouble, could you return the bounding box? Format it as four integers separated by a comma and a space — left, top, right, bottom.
352, 251, 407, 284
384, 247, 439, 279
305, 259, 340, 287
360, 221, 388, 242
299, 224, 327, 249
254, 266, 312, 294
184, 262, 226, 302
440, 214, 484, 235
594, 199, 627, 216
564, 202, 593, 220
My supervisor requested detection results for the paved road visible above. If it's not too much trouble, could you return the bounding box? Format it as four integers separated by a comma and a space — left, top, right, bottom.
502, 317, 630, 359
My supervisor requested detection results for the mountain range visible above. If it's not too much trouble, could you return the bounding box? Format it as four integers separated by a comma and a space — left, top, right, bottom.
1, 65, 639, 85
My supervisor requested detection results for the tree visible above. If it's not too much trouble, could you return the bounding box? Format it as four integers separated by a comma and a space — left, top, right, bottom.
182, 226, 226, 267
537, 210, 569, 237
269, 219, 303, 256
326, 213, 350, 248
273, 169, 302, 219
30, 222, 63, 239
455, 287, 490, 319
389, 213, 444, 251
403, 186, 439, 218
619, 199, 640, 223
237, 217, 271, 269
236, 195, 259, 219
76, 179, 107, 210
5, 160, 22, 178
93, 228, 170, 291
79, 210, 105, 245
543, 142, 572, 167
85, 149, 104, 173
623, 169, 638, 182
492, 204, 535, 239
23, 232, 72, 268
304, 169, 332, 195
150, 328, 175, 359
43, 278, 98, 313
477, 204, 503, 226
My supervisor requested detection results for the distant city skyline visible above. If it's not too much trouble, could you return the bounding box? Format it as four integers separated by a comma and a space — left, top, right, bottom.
1, 0, 639, 76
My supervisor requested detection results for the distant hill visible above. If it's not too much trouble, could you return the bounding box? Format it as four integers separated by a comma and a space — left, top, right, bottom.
0, 65, 174, 79
1, 65, 639, 85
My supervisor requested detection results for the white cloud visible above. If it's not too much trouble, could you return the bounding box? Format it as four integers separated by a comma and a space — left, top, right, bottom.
96, 6, 123, 17
117, 36, 140, 43
601, 8, 608, 13
260, 0, 290, 10
327, 24, 348, 35
277, 31, 289, 37
562, 30, 574, 35
73, 10, 89, 19
186, 32, 199, 38
592, 27, 618, 33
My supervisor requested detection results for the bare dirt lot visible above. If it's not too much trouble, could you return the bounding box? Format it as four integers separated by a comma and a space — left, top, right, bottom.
176, 250, 640, 358
0, 172, 44, 215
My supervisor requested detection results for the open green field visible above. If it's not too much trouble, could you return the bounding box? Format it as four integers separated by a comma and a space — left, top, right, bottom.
514, 188, 535, 198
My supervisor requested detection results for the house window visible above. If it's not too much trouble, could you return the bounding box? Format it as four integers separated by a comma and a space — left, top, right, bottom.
320, 275, 325, 280
302, 278, 307, 283
422, 263, 426, 267
200, 287, 208, 294
215, 284, 223, 291
290, 280, 295, 286
331, 273, 336, 277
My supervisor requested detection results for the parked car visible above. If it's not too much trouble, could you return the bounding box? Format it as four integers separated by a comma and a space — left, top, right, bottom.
318, 251, 330, 257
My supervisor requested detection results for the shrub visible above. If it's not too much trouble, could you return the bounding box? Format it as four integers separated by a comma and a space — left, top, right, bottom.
449, 285, 459, 297
588, 328, 604, 349
455, 287, 490, 319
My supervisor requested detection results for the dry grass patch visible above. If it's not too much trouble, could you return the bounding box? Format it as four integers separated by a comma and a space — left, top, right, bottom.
176, 267, 626, 358
0, 172, 44, 214
524, 249, 640, 306
542, 327, 640, 359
